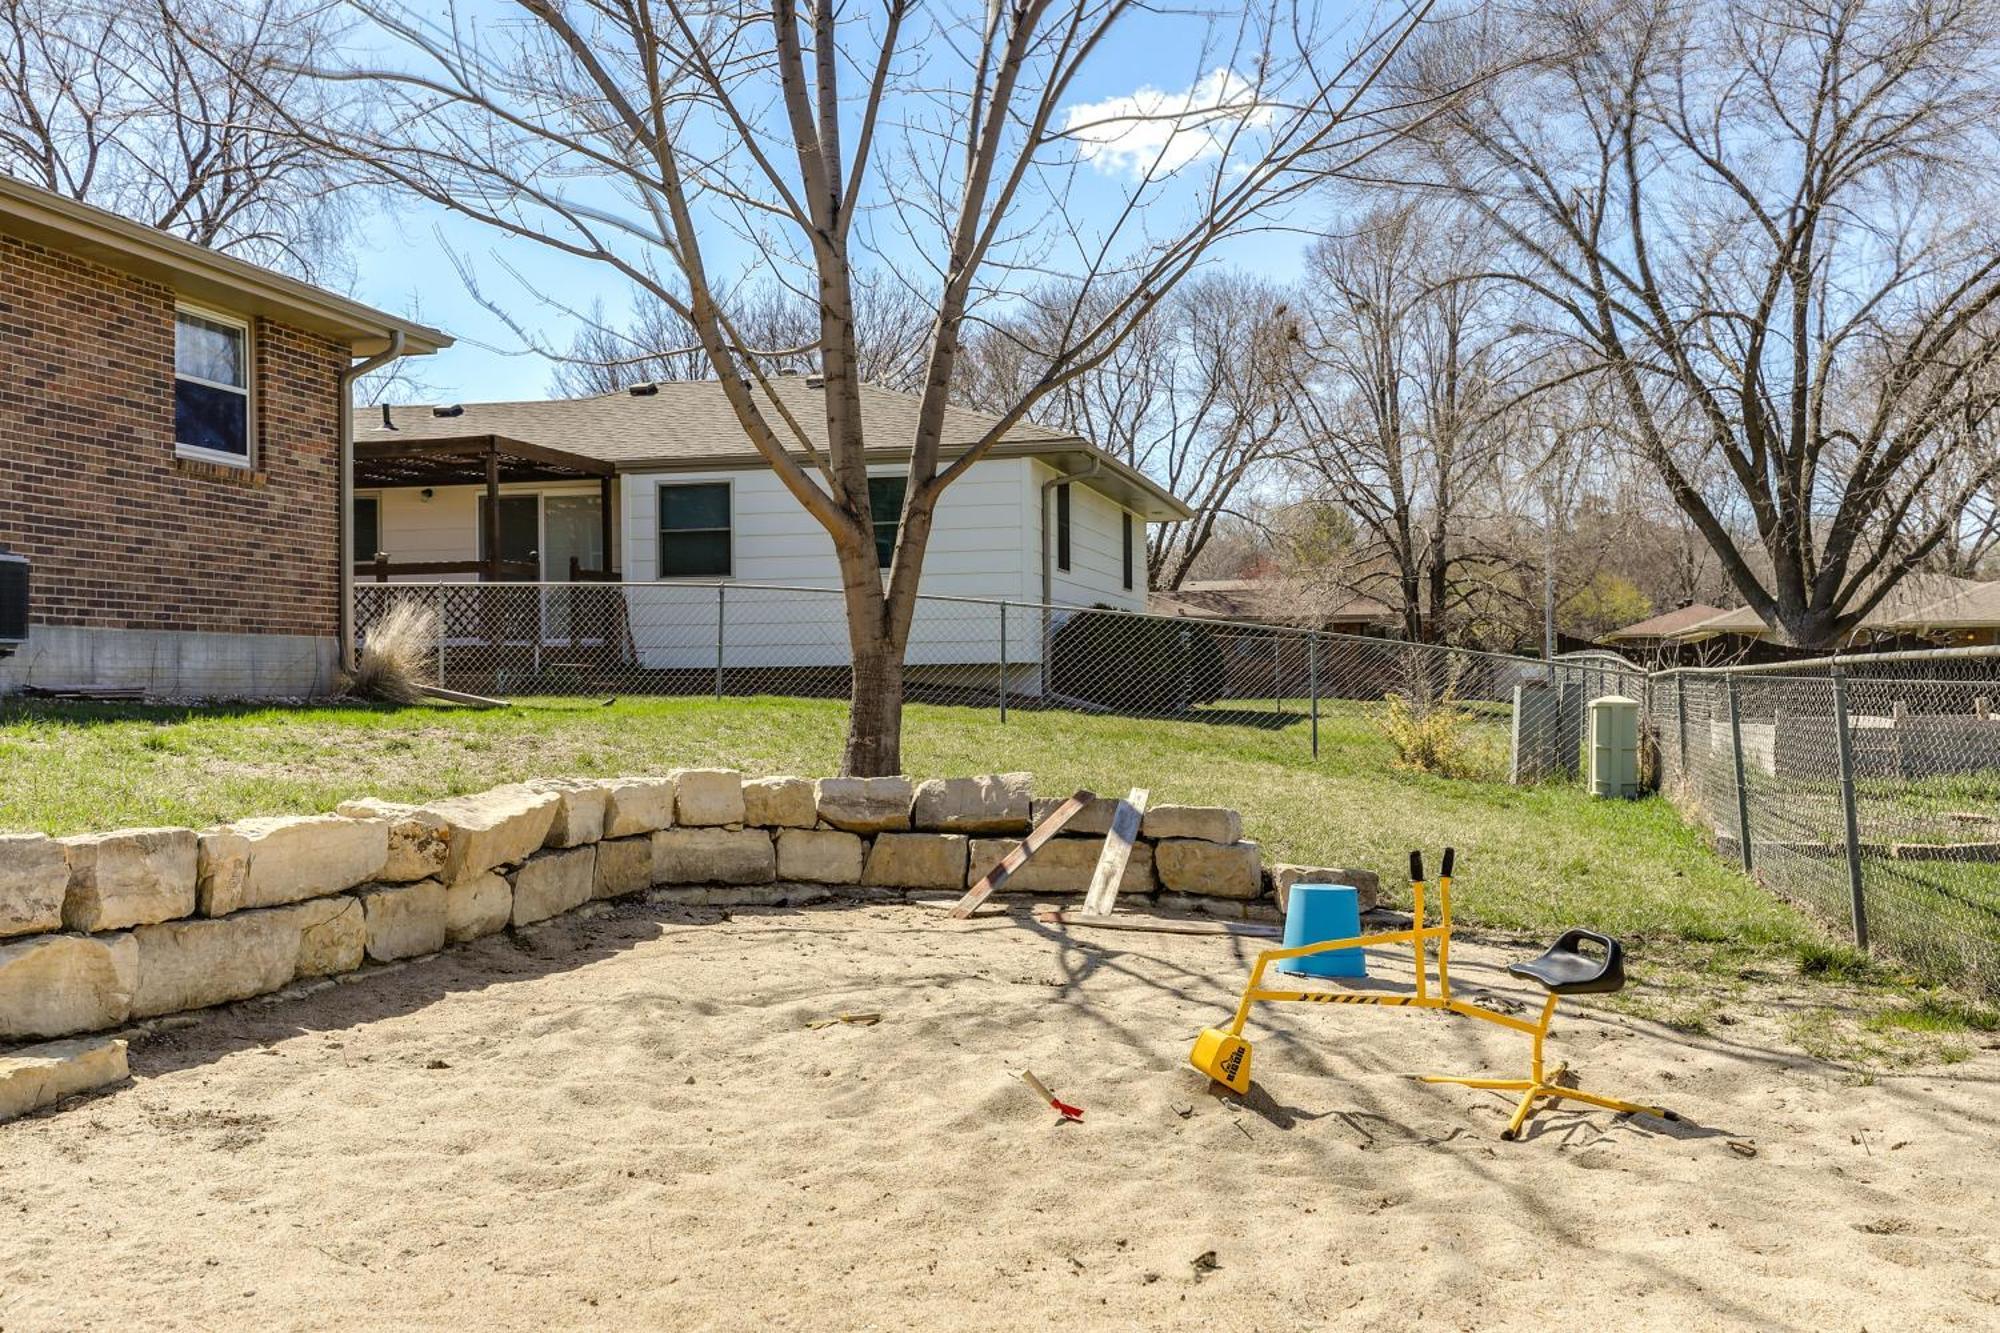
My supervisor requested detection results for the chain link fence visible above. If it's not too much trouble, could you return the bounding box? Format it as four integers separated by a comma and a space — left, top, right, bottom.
1650, 657, 2000, 996
352, 579, 1555, 768
353, 580, 1999, 995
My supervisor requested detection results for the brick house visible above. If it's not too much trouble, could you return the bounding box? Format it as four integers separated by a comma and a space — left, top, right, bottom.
0, 177, 449, 696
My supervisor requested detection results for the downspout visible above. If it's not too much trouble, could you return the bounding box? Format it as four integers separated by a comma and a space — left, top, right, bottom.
338, 330, 407, 676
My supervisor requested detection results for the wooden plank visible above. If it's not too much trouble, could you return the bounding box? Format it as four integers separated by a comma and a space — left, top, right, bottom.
1081, 788, 1149, 916
1037, 910, 1282, 940
420, 684, 512, 709
946, 789, 1095, 918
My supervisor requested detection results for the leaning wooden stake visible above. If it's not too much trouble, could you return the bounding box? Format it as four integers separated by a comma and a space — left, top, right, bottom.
1081, 788, 1148, 916
947, 790, 1095, 918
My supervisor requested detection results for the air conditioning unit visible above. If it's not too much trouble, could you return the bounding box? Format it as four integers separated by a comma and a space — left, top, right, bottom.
0, 549, 27, 657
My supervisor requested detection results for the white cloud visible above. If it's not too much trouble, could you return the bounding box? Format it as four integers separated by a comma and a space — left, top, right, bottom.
1061, 68, 1276, 180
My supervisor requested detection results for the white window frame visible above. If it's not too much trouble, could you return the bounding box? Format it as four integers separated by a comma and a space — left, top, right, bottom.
173, 302, 254, 468
656, 479, 734, 580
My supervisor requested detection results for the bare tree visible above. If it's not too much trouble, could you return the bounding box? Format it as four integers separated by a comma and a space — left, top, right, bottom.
551, 273, 934, 396
963, 270, 1295, 591
0, 0, 354, 278
1392, 0, 2000, 648
1284, 202, 1524, 641
267, 0, 1443, 773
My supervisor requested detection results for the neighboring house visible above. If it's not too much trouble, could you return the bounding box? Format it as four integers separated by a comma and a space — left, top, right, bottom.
1661, 574, 1995, 651
351, 378, 1189, 689
1600, 604, 1726, 651
0, 176, 448, 697
1149, 578, 1402, 637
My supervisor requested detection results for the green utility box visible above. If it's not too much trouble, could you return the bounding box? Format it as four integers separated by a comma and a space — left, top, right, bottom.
1587, 694, 1641, 799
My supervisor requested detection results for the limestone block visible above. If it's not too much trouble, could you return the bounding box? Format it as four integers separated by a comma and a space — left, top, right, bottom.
814, 776, 914, 833
130, 911, 299, 1018
0, 834, 68, 938
266, 896, 367, 978
1140, 806, 1243, 845
198, 815, 389, 915
862, 832, 969, 891
336, 799, 450, 883
1154, 839, 1263, 899
600, 776, 677, 838
0, 933, 138, 1039
674, 769, 746, 827
445, 872, 512, 944
195, 828, 249, 918
0, 1037, 129, 1124
593, 836, 653, 900
912, 773, 1033, 834
510, 846, 597, 927
59, 828, 197, 931
743, 777, 817, 829
651, 828, 776, 886
424, 786, 561, 881
775, 828, 865, 885
359, 880, 448, 962
528, 778, 609, 849
1269, 864, 1381, 914
967, 836, 1156, 897
1028, 796, 1126, 838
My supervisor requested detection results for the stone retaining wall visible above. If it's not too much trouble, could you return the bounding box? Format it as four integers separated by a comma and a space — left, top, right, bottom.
0, 772, 1379, 1119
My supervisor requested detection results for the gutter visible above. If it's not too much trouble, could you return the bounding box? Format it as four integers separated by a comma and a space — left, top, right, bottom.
338, 330, 407, 674
1039, 456, 1101, 606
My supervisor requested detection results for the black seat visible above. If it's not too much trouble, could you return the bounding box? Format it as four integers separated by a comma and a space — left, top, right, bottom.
1508, 929, 1626, 996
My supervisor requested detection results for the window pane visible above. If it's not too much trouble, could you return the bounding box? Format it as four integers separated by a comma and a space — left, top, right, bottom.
1057, 483, 1072, 571
661, 484, 730, 531
174, 379, 248, 456
355, 498, 381, 561
868, 476, 906, 524
175, 313, 244, 387
869, 477, 905, 567
660, 530, 730, 578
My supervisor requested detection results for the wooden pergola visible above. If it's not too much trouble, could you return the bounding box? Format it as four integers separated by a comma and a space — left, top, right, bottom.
354, 434, 618, 582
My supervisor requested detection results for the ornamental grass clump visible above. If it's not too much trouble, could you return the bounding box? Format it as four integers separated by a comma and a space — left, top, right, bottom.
345, 601, 437, 705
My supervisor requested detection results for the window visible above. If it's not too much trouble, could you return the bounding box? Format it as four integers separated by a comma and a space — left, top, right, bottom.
354, 496, 381, 563
868, 476, 906, 568
658, 482, 731, 577
1122, 511, 1134, 590
174, 307, 251, 463
1056, 483, 1072, 572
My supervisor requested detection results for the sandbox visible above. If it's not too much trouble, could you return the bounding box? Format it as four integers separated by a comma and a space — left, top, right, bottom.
1, 893, 1996, 1330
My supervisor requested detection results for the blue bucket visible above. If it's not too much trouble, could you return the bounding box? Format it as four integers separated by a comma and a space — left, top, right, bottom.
1276, 884, 1366, 979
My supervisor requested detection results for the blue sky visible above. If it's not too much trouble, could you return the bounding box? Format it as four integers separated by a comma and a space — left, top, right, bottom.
336, 6, 1353, 404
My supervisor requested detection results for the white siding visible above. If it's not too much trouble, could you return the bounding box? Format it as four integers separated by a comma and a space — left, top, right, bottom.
1028, 458, 1149, 611
619, 460, 1036, 671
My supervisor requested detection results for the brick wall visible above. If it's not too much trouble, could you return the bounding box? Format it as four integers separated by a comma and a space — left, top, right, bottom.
0, 233, 346, 638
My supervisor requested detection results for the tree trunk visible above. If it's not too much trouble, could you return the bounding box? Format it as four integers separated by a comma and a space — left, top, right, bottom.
845, 625, 905, 776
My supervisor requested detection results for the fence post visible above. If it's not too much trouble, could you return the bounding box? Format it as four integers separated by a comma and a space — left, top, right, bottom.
435, 584, 447, 690
1674, 679, 1688, 782
1273, 634, 1283, 719
714, 584, 726, 701
998, 601, 1008, 724
1830, 667, 1870, 951
1309, 634, 1320, 759
1726, 674, 1754, 873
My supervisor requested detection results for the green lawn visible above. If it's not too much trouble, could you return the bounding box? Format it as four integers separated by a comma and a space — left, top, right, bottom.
1, 695, 1810, 957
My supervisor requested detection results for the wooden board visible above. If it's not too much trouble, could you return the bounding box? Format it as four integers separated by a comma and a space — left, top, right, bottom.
1081, 788, 1149, 916
1037, 910, 1282, 940
946, 789, 1095, 918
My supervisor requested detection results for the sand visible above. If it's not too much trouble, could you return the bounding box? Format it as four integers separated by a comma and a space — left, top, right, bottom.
1, 897, 1996, 1331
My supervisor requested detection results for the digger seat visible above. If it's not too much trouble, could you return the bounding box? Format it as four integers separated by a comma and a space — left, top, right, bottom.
1508, 929, 1626, 996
